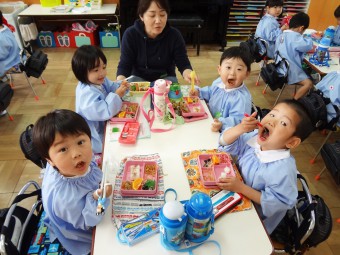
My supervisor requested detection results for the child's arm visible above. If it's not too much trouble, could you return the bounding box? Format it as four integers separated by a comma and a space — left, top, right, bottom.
115, 80, 129, 98
217, 177, 261, 204
220, 112, 258, 145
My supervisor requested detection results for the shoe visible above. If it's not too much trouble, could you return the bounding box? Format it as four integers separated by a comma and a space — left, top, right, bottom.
0, 110, 7, 117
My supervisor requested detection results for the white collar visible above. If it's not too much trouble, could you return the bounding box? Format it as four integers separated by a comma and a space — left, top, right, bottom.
246, 136, 291, 163
67, 166, 91, 179
283, 30, 295, 33
217, 82, 245, 92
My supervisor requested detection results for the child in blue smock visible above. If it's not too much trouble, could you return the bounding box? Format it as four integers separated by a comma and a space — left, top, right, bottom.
333, 5, 340, 45
72, 45, 129, 154
190, 46, 252, 132
315, 71, 340, 127
255, 0, 287, 59
275, 12, 313, 100
218, 99, 315, 234
0, 10, 21, 80
32, 109, 113, 255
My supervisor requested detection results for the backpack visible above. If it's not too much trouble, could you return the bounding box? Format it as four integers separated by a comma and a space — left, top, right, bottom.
19, 124, 47, 168
260, 54, 289, 91
298, 90, 340, 130
271, 174, 332, 254
240, 34, 264, 63
24, 50, 48, 78
0, 81, 14, 112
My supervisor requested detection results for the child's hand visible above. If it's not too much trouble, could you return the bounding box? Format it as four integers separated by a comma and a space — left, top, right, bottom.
211, 119, 222, 132
183, 69, 201, 85
240, 112, 258, 133
94, 184, 113, 200
217, 176, 243, 193
116, 80, 129, 98
189, 89, 199, 97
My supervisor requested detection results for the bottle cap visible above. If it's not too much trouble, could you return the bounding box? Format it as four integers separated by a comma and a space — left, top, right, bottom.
163, 200, 185, 221
319, 37, 331, 49
186, 192, 213, 220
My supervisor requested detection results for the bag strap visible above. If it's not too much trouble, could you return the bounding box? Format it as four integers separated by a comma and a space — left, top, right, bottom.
162, 239, 221, 255
140, 88, 176, 133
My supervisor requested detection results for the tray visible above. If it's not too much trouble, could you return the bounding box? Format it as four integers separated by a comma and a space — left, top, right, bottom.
129, 82, 150, 94
181, 97, 206, 117
110, 102, 139, 123
121, 160, 158, 197
118, 122, 140, 144
198, 154, 235, 188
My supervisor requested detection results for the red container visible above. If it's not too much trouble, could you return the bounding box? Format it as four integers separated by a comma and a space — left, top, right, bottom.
181, 97, 206, 117
110, 102, 139, 123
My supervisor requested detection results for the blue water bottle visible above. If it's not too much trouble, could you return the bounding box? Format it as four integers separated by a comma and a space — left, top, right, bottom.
185, 192, 214, 243
159, 200, 188, 249
324, 26, 335, 40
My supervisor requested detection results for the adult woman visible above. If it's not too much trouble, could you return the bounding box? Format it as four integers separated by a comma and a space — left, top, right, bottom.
116, 0, 199, 85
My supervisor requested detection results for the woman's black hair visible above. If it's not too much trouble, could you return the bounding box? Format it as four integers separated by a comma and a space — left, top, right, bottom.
260, 0, 284, 19
71, 45, 107, 84
289, 12, 310, 30
32, 109, 91, 160
137, 0, 170, 17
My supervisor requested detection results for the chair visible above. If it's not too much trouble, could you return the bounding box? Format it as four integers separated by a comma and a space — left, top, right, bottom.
271, 174, 332, 254
261, 52, 290, 106
6, 48, 47, 101
254, 37, 270, 86
168, 13, 204, 56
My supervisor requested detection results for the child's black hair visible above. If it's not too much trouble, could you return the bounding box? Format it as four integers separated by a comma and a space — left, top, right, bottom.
279, 99, 314, 142
71, 45, 107, 84
260, 0, 284, 19
220, 46, 252, 72
33, 109, 91, 160
334, 5, 340, 18
0, 11, 3, 26
289, 12, 310, 30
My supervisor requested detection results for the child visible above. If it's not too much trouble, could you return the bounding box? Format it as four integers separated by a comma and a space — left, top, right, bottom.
217, 99, 315, 234
255, 0, 287, 59
275, 12, 313, 100
0, 10, 21, 82
333, 5, 340, 45
32, 109, 113, 255
72, 45, 129, 154
190, 46, 252, 132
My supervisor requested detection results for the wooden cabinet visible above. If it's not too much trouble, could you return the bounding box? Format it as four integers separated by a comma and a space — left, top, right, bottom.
226, 0, 310, 44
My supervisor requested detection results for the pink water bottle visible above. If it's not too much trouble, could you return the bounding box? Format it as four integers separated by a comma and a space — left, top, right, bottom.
153, 79, 171, 121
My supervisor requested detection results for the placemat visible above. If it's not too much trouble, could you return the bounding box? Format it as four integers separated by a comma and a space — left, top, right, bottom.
181, 149, 252, 213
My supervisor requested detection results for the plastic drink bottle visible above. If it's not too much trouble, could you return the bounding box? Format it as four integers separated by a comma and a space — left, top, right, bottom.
153, 79, 171, 121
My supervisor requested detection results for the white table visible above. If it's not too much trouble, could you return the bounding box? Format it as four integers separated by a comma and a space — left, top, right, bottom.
93, 97, 274, 255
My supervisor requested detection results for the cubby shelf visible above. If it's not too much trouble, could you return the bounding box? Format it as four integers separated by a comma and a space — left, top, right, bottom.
226, 0, 310, 44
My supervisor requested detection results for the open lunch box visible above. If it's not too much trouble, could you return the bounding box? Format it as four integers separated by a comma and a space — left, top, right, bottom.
181, 96, 206, 117
120, 160, 158, 197
110, 102, 139, 123
129, 81, 150, 94
198, 154, 235, 188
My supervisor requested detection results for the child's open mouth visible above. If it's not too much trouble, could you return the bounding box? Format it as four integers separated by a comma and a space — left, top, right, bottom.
76, 161, 85, 169
228, 79, 235, 86
259, 127, 270, 141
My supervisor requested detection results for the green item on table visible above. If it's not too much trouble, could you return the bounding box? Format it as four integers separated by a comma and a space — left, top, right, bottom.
214, 112, 222, 118
112, 127, 120, 132
142, 179, 156, 190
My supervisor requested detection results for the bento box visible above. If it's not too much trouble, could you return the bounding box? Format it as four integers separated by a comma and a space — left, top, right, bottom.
198, 154, 235, 187
110, 102, 139, 123
181, 97, 205, 117
120, 160, 158, 196
129, 82, 150, 94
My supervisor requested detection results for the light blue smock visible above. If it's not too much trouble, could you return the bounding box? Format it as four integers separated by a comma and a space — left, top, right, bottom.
316, 71, 340, 126
42, 161, 107, 255
0, 25, 20, 77
333, 25, 340, 45
199, 78, 252, 131
219, 131, 298, 234
76, 77, 123, 153
255, 14, 282, 59
275, 30, 313, 85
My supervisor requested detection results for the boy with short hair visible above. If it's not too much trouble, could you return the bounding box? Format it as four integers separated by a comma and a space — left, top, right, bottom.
190, 46, 252, 132
218, 99, 315, 234
33, 109, 112, 255
333, 5, 340, 45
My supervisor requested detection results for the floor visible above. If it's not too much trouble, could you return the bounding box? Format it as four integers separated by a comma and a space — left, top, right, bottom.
0, 45, 339, 255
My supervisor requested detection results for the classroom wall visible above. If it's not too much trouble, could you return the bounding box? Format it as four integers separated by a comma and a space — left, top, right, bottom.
307, 0, 338, 31
2, 0, 119, 5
